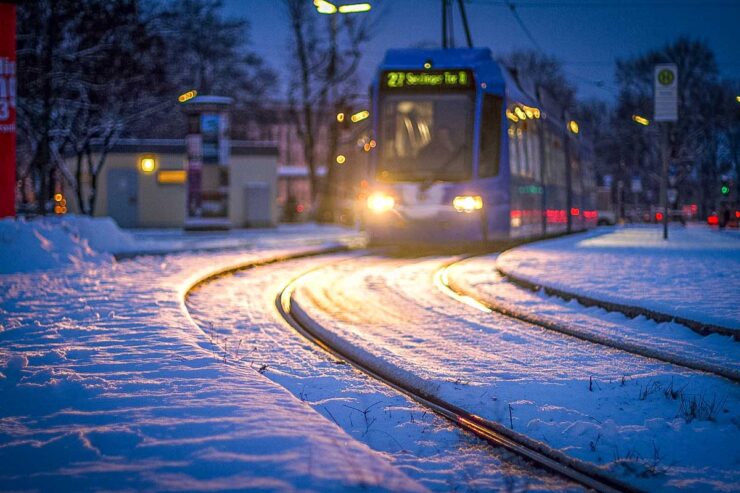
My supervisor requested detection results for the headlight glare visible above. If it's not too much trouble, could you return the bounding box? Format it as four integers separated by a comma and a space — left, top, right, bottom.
453, 195, 483, 213
367, 192, 395, 213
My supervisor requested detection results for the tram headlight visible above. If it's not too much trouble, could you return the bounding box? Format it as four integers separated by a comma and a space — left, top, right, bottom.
453, 195, 483, 213
367, 192, 395, 213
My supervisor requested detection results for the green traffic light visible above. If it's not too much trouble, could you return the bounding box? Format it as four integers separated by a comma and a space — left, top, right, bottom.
721, 185, 730, 195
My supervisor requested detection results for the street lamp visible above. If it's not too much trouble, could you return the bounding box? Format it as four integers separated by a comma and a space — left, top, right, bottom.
314, 1, 371, 15
350, 110, 370, 123
632, 114, 650, 126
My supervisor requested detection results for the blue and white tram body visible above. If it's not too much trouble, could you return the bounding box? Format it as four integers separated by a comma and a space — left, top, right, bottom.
365, 48, 596, 244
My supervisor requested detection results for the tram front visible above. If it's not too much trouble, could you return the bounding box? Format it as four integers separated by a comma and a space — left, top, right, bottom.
366, 58, 486, 245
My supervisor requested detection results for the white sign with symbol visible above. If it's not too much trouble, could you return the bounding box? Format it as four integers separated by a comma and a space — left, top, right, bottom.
667, 188, 678, 204
654, 64, 678, 122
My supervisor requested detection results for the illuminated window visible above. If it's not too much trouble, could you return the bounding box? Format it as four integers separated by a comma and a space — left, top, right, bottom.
157, 170, 187, 184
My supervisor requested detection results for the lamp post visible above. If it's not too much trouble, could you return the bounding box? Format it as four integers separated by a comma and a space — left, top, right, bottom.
312, 0, 372, 222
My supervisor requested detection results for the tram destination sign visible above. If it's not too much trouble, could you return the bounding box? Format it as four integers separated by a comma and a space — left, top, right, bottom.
381, 69, 474, 90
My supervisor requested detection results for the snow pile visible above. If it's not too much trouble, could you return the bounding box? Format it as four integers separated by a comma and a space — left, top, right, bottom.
497, 226, 740, 331
0, 215, 135, 274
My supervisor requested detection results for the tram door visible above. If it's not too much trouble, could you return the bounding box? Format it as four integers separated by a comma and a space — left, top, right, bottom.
107, 168, 138, 228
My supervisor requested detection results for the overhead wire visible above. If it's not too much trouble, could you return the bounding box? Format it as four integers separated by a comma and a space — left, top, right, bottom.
499, 1, 617, 94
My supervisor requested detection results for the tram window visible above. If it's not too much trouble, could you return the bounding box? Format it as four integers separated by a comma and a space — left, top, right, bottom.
527, 119, 540, 179
546, 130, 566, 186
378, 94, 473, 182
479, 95, 502, 178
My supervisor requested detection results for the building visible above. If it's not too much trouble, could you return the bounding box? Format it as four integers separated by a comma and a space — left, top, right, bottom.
66, 139, 279, 228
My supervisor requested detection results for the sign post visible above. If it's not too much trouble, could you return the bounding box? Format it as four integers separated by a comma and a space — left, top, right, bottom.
0, 2, 16, 218
654, 63, 678, 240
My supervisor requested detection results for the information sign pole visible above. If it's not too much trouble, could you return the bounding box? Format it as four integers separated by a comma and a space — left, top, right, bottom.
654, 64, 678, 240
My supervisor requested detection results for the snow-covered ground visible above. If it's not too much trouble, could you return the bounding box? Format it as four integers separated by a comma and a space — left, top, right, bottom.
446, 256, 740, 379
185, 254, 576, 492
291, 255, 740, 492
1, 218, 432, 491
3, 217, 738, 491
496, 226, 740, 331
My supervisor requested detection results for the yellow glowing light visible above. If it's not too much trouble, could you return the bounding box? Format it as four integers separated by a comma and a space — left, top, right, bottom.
336, 112, 345, 122
363, 143, 371, 152
423, 62, 432, 69
178, 90, 197, 103
369, 139, 376, 148
632, 114, 650, 126
157, 170, 187, 184
338, 3, 372, 13
568, 120, 579, 134
350, 110, 370, 122
54, 193, 63, 202
514, 107, 527, 120
505, 109, 519, 122
736, 95, 740, 103
336, 154, 346, 164
533, 108, 541, 118
367, 192, 395, 213
139, 156, 156, 173
507, 128, 515, 137
314, 0, 337, 14
524, 108, 534, 119
452, 195, 483, 213
433, 267, 492, 313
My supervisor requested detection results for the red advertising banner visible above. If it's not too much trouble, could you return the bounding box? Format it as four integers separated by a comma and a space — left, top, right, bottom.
0, 3, 16, 217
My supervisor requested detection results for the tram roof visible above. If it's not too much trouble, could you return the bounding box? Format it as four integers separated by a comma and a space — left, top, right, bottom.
378, 48, 538, 106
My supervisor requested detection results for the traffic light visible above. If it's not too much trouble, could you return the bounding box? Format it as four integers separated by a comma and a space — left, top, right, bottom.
721, 178, 730, 196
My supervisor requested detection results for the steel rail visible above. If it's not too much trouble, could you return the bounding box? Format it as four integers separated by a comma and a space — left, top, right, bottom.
276, 267, 639, 493
436, 256, 740, 383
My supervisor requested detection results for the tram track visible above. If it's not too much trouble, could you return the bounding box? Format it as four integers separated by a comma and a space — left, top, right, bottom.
181, 249, 638, 492
181, 247, 735, 493
436, 255, 740, 383
277, 260, 637, 493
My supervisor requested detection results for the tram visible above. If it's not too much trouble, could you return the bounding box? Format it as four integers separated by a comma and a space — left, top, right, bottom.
365, 48, 597, 244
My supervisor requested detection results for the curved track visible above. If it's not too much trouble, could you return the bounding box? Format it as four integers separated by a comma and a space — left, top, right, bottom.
437, 255, 740, 382
182, 249, 738, 493
277, 260, 634, 493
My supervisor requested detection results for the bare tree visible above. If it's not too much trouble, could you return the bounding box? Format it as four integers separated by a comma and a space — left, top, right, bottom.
283, 0, 376, 220
16, 0, 166, 215
613, 37, 733, 216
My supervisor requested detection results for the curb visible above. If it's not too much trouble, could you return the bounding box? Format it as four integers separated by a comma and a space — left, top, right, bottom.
496, 265, 738, 341
444, 266, 740, 382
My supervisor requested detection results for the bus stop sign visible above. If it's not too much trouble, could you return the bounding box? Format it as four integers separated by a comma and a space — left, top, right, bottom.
654, 64, 678, 122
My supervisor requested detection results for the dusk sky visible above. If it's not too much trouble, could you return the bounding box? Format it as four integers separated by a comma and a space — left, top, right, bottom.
222, 0, 740, 102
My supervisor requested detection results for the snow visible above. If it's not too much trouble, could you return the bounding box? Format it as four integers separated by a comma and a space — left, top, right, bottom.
496, 226, 740, 331
446, 256, 740, 380
290, 255, 740, 492
0, 215, 126, 273
185, 254, 575, 491
1, 222, 431, 491
0, 215, 362, 273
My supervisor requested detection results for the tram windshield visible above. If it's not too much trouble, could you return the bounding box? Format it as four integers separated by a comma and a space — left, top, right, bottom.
378, 94, 474, 182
